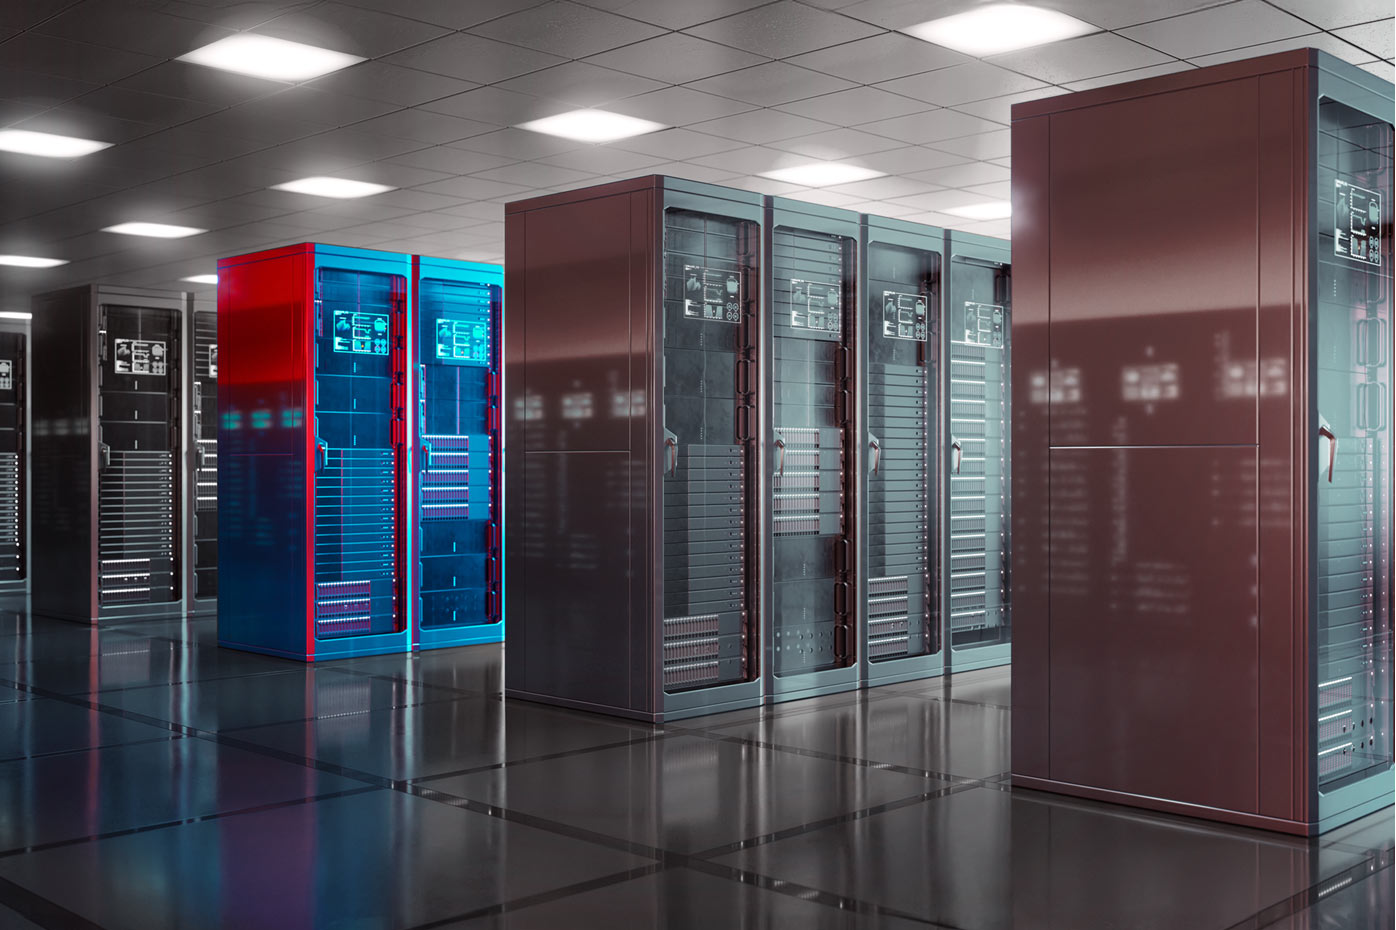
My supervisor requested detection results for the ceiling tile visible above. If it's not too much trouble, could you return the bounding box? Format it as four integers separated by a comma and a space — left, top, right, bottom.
987, 33, 1174, 85
608, 127, 746, 159
694, 110, 838, 145
336, 0, 552, 29
606, 87, 756, 124
883, 187, 990, 213
236, 86, 403, 130
471, 162, 597, 187
536, 146, 668, 174
930, 129, 1011, 160
1265, 0, 1393, 30
683, 1, 881, 58
1031, 0, 1231, 29
469, 1, 665, 58
411, 175, 532, 200
962, 180, 1010, 199
1061, 61, 1197, 92
828, 0, 967, 30
385, 33, 566, 84
417, 86, 569, 125
782, 188, 863, 207
638, 162, 742, 183
687, 62, 857, 108
62, 86, 220, 127
784, 33, 967, 84
878, 62, 1047, 107
777, 87, 930, 125
842, 199, 921, 218
306, 62, 478, 107
494, 62, 666, 107
583, 33, 768, 84
0, 67, 100, 108
111, 61, 283, 107
11, 108, 157, 145
824, 175, 939, 199
859, 146, 970, 174
905, 161, 1009, 188
1362, 61, 1394, 82
348, 109, 495, 145
952, 88, 1071, 126
251, 1, 452, 58
860, 109, 1002, 145
726, 175, 804, 196
598, 0, 770, 30
1118, 0, 1313, 59
34, 0, 234, 58
1331, 20, 1395, 61
1189, 33, 1379, 68
448, 127, 585, 160
686, 145, 790, 174
0, 0, 87, 30
0, 34, 162, 85
766, 127, 906, 158
384, 146, 515, 174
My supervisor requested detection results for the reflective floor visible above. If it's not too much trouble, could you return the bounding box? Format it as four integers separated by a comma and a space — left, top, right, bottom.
0, 605, 1390, 929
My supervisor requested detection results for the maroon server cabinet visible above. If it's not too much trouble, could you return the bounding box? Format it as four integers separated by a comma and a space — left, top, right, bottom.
1010, 49, 1393, 834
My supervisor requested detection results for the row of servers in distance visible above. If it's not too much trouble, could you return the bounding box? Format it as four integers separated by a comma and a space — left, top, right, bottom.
503, 176, 1011, 722
216, 244, 502, 660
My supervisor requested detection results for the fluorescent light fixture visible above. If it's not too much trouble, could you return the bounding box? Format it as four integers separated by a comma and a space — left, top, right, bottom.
103, 222, 206, 239
179, 34, 364, 82
904, 4, 1096, 56
944, 200, 1013, 220
762, 162, 885, 187
271, 176, 394, 199
183, 274, 218, 285
518, 109, 666, 143
0, 312, 33, 320
0, 129, 111, 159
0, 254, 68, 268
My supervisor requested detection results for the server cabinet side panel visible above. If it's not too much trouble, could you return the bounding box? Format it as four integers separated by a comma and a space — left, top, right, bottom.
630, 190, 658, 713
505, 192, 648, 716
1010, 112, 1052, 778
31, 288, 97, 620
192, 306, 219, 608
218, 253, 311, 657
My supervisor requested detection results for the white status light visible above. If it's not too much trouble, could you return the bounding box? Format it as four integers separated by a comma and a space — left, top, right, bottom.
179, 34, 364, 82
104, 222, 206, 239
944, 201, 1013, 220
904, 4, 1097, 56
0, 255, 68, 268
272, 177, 395, 198
518, 109, 666, 143
0, 130, 111, 159
183, 274, 218, 285
763, 162, 885, 187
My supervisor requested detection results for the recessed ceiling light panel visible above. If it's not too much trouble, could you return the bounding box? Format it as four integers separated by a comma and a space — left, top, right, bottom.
944, 201, 1013, 220
0, 130, 111, 158
518, 109, 666, 143
179, 34, 364, 82
0, 312, 33, 320
104, 222, 206, 239
904, 4, 1096, 56
183, 274, 219, 285
762, 163, 885, 187
0, 255, 68, 268
271, 177, 394, 198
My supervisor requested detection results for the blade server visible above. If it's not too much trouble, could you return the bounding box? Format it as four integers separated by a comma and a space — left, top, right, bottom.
410, 256, 502, 650
1011, 49, 1393, 834
32, 286, 187, 622
860, 216, 944, 687
218, 245, 411, 660
0, 325, 26, 591
763, 198, 861, 703
504, 177, 763, 722
188, 298, 218, 614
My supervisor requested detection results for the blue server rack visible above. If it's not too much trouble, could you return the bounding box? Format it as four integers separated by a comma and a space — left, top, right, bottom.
410, 256, 503, 650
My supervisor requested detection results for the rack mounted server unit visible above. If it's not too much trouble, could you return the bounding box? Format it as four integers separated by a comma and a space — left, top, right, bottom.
31, 286, 188, 623
943, 231, 1012, 672
218, 244, 411, 660
188, 296, 218, 614
0, 321, 26, 592
764, 197, 861, 703
859, 216, 944, 686
1011, 49, 1393, 833
505, 176, 763, 722
410, 256, 502, 649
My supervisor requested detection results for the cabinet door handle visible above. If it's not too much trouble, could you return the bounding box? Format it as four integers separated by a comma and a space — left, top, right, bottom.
1318, 422, 1337, 483
774, 436, 786, 476
315, 438, 330, 475
869, 436, 882, 476
951, 436, 963, 475
663, 430, 678, 477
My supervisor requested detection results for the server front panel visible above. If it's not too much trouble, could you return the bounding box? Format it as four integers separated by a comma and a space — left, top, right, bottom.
192, 310, 218, 602
865, 243, 937, 665
415, 273, 499, 639
661, 207, 757, 693
97, 304, 181, 608
946, 255, 1010, 664
0, 333, 23, 583
313, 268, 404, 640
770, 225, 855, 682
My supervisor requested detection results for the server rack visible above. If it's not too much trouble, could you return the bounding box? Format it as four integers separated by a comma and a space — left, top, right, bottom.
763, 198, 861, 703
0, 323, 26, 593
31, 286, 187, 623
187, 296, 218, 614
859, 216, 944, 687
504, 176, 763, 722
218, 244, 411, 660
943, 232, 1012, 672
1011, 49, 1393, 834
410, 256, 502, 650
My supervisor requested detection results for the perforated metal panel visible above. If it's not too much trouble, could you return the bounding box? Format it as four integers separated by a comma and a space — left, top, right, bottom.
192, 310, 217, 600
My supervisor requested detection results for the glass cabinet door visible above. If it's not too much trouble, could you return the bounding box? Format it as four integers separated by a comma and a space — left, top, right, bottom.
1313, 96, 1393, 792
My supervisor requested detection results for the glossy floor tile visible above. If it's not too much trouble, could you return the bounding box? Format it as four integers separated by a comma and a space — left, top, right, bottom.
0, 606, 1388, 930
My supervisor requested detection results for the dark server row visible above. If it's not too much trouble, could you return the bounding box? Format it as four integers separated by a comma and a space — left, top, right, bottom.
504, 176, 1010, 721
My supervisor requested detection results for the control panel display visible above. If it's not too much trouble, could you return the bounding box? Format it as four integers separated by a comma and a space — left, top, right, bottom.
113, 338, 167, 375
683, 264, 741, 322
332, 310, 389, 355
789, 278, 842, 334
881, 290, 929, 342
435, 317, 490, 364
0, 359, 11, 391
1335, 179, 1382, 266
957, 301, 1004, 348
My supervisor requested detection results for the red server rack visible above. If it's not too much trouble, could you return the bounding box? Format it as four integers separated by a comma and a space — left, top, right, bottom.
1011, 49, 1393, 834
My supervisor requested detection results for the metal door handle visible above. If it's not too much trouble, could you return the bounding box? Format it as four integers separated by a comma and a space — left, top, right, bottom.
99, 442, 111, 471
869, 436, 881, 475
664, 435, 678, 476
774, 436, 786, 476
1318, 423, 1337, 483
315, 438, 330, 475
421, 439, 433, 472
951, 436, 963, 475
